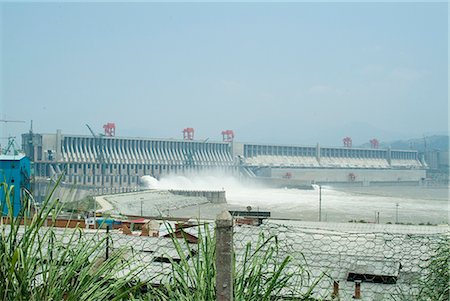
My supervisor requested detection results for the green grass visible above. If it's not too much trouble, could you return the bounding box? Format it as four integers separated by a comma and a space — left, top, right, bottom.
4, 179, 447, 301
1, 180, 319, 300
390, 235, 449, 301
0, 181, 146, 301
143, 224, 322, 301
414, 238, 450, 301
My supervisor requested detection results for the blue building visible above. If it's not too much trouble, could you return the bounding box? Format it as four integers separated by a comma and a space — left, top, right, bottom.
0, 154, 31, 217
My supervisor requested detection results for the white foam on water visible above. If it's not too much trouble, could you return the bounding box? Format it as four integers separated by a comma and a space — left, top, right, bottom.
141, 174, 344, 208
141, 174, 244, 191
140, 174, 448, 224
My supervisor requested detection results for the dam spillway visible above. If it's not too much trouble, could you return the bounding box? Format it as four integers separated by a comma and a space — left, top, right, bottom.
21, 130, 426, 194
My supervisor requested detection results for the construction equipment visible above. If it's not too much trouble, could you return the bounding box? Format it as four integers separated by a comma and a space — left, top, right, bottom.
221, 130, 234, 142
183, 128, 195, 140
103, 123, 116, 137
370, 139, 379, 149
86, 124, 106, 184
343, 137, 352, 148
0, 119, 26, 124
0, 119, 26, 150
1, 136, 20, 155
0, 119, 26, 137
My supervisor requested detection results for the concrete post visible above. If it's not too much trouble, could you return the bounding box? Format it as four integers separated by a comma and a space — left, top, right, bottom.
353, 280, 361, 299
332, 280, 339, 299
215, 211, 233, 301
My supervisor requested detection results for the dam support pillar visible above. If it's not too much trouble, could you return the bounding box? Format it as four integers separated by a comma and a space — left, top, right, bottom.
316, 143, 321, 164
387, 147, 392, 166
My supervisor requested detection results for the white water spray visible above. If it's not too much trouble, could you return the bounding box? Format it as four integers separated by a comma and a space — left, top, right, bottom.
139, 174, 447, 223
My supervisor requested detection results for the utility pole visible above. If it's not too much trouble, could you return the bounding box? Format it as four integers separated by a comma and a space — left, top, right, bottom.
318, 185, 322, 222
374, 211, 380, 224
140, 198, 143, 217
395, 203, 399, 224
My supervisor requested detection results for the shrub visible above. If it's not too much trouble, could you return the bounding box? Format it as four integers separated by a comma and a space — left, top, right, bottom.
0, 181, 145, 300
1, 180, 319, 300
144, 223, 321, 300
415, 238, 450, 300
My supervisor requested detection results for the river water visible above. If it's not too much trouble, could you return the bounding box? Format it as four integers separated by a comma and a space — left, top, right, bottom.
139, 175, 449, 224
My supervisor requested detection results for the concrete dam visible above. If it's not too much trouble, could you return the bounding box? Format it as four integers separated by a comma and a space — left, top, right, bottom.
22, 130, 426, 195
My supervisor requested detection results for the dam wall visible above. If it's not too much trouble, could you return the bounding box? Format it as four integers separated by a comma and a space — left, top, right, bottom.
23, 131, 427, 191
258, 168, 426, 184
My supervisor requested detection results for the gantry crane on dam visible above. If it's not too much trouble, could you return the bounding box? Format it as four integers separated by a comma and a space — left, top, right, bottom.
86, 124, 108, 185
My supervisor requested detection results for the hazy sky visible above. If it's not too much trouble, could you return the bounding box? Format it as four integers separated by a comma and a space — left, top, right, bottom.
1, 1, 448, 147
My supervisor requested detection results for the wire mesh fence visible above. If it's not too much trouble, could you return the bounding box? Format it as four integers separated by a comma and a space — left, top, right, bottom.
234, 221, 449, 300
10, 219, 449, 301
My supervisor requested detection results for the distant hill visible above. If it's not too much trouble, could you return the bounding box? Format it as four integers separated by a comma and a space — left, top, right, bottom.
359, 135, 449, 152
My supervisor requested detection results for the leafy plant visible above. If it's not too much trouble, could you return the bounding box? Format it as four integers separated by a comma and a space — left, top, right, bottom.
145, 223, 321, 300
391, 236, 450, 301
415, 238, 450, 301
0, 180, 321, 300
0, 181, 145, 301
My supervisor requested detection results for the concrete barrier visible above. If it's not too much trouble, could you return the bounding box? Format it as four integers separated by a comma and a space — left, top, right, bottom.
168, 190, 226, 204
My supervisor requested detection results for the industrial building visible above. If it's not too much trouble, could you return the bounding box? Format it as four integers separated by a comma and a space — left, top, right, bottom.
21, 127, 426, 195
0, 154, 31, 216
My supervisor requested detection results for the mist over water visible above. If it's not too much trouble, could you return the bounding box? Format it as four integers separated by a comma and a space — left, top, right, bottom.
140, 174, 448, 224
140, 173, 317, 207
141, 174, 247, 192
140, 174, 344, 208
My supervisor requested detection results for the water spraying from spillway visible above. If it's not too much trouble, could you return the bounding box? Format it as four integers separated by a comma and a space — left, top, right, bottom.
140, 174, 323, 208
141, 174, 244, 193
139, 174, 448, 224
140, 174, 246, 191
